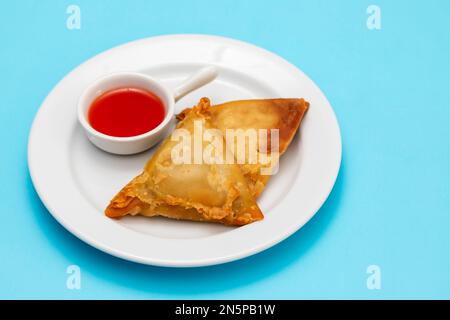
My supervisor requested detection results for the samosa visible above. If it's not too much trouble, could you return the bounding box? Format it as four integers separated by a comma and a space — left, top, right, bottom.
105, 98, 263, 225
177, 98, 309, 197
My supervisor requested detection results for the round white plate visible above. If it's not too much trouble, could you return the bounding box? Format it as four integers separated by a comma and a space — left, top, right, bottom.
28, 34, 341, 267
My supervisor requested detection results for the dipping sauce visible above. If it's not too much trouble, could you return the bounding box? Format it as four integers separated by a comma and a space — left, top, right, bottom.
88, 88, 165, 137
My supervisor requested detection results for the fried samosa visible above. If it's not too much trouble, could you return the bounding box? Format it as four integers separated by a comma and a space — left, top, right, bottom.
177, 98, 309, 197
105, 98, 263, 226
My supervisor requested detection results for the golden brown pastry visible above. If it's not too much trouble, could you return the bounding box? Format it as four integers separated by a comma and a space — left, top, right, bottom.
105, 98, 263, 226
177, 98, 309, 197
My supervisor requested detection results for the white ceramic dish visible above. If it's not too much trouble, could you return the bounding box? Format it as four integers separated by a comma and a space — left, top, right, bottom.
28, 34, 342, 267
77, 67, 218, 154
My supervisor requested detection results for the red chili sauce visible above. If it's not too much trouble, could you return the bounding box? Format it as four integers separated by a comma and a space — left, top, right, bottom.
88, 88, 165, 137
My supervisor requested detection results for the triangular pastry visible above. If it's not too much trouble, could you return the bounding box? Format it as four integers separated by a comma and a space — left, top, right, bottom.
105, 98, 263, 225
177, 98, 309, 197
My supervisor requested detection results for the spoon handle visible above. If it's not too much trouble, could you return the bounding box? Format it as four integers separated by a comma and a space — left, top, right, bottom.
173, 66, 218, 102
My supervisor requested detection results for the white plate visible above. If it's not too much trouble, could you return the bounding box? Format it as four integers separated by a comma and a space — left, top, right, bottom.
28, 35, 341, 267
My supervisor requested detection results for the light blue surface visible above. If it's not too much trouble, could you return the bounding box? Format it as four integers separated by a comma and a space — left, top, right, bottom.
1, 0, 449, 299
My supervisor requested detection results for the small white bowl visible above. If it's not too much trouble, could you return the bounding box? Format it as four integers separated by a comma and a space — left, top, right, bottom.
77, 66, 217, 155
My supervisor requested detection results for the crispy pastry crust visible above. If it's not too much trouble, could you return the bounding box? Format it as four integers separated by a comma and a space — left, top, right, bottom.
106, 98, 309, 225
177, 98, 309, 197
105, 98, 264, 226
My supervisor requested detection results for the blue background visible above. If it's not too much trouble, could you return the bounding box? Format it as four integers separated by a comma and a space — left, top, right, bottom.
1, 0, 449, 299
